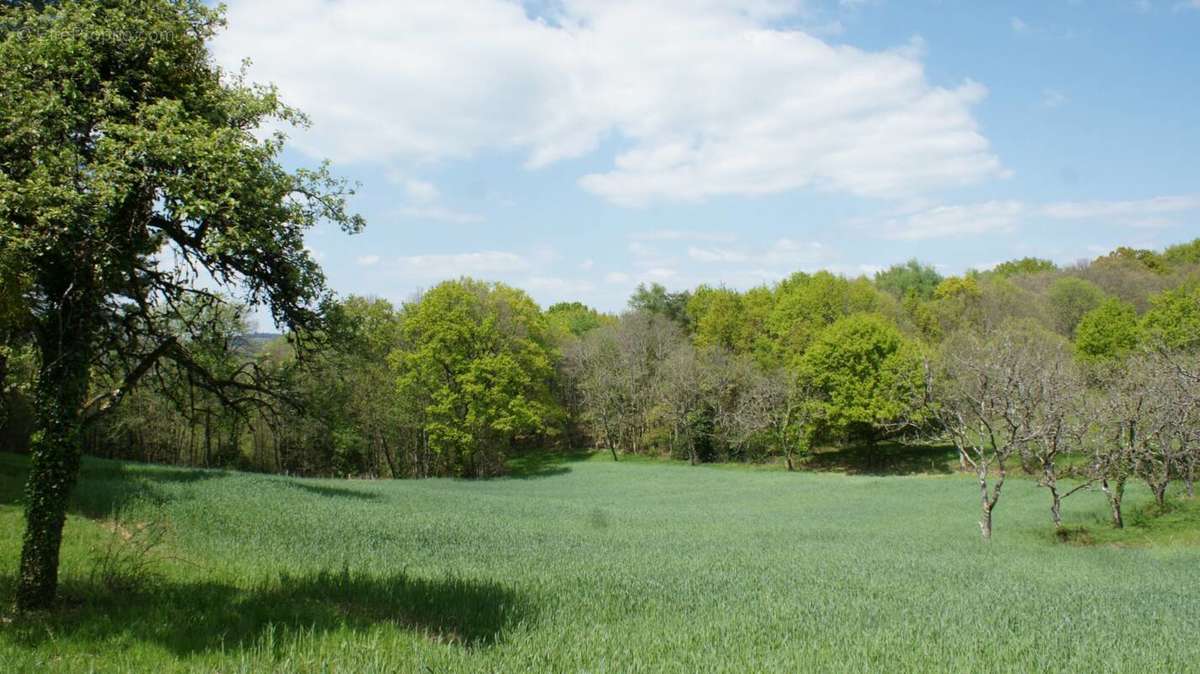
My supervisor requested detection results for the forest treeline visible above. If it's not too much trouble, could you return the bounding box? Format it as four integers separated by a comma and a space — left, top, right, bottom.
3, 239, 1200, 534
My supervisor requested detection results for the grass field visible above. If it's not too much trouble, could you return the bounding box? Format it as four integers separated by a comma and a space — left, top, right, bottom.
2, 451, 1199, 673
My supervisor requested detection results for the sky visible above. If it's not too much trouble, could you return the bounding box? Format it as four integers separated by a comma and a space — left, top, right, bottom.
209, 0, 1200, 316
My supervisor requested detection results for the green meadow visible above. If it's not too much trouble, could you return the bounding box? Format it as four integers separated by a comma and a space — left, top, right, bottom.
2, 451, 1199, 673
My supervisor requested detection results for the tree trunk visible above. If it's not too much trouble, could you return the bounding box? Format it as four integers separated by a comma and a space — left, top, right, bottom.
1102, 477, 1125, 529
1043, 463, 1063, 529
978, 467, 1003, 541
1049, 487, 1063, 530
17, 303, 93, 611
1152, 481, 1168, 508
980, 500, 994, 541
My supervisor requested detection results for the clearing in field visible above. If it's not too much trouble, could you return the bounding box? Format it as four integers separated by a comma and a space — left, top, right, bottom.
2, 451, 1198, 673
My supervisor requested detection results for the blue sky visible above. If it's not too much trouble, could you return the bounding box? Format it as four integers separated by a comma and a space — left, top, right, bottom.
211, 0, 1200, 315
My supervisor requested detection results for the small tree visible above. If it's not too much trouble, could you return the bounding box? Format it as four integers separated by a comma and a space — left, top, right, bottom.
1011, 330, 1092, 529
657, 342, 707, 465
932, 326, 1050, 540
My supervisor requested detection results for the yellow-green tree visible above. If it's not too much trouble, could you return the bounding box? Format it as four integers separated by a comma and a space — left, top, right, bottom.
391, 279, 559, 477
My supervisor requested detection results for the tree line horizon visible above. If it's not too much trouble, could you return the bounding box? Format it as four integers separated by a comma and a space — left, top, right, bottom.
7, 238, 1200, 540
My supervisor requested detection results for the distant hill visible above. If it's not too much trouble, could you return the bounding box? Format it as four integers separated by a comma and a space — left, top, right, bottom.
235, 332, 283, 354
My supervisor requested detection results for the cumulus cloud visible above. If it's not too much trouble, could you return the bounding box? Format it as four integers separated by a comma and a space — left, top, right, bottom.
213, 0, 1004, 206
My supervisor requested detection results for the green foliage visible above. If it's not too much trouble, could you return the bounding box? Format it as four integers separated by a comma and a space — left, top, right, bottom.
391, 279, 559, 477
545, 301, 608, 338
991, 257, 1057, 277
1094, 247, 1166, 274
797, 314, 924, 442
1140, 284, 1200, 351
1047, 276, 1107, 336
687, 285, 748, 352
1074, 298, 1142, 364
1162, 238, 1200, 267
628, 283, 691, 329
874, 259, 943, 300
767, 272, 880, 364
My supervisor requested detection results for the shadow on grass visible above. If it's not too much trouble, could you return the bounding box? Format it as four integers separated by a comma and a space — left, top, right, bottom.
0, 452, 227, 519
502, 450, 592, 480
801, 442, 959, 476
0, 568, 531, 655
279, 480, 381, 501
1055, 496, 1200, 548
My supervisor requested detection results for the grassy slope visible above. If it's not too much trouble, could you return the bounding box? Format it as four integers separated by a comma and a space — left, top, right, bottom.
1, 452, 1199, 673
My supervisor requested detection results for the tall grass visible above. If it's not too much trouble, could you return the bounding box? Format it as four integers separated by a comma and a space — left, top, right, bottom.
1, 452, 1198, 672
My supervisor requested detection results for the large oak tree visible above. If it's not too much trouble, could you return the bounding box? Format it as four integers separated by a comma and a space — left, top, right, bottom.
1, 0, 362, 609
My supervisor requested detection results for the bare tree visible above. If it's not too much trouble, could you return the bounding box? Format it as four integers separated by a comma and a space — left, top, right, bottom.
932, 326, 1051, 540
719, 365, 817, 471
563, 330, 625, 461
1096, 353, 1186, 521
658, 342, 707, 465
1013, 334, 1093, 529
564, 312, 683, 460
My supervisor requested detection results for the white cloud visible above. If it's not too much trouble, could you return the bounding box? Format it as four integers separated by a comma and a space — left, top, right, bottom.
689, 238, 828, 266
877, 201, 1025, 240
604, 272, 632, 284
579, 258, 595, 271
860, 194, 1200, 240
1173, 0, 1200, 10
689, 246, 749, 263
214, 0, 1004, 206
631, 229, 738, 243
386, 176, 482, 223
525, 276, 597, 295
396, 205, 484, 224
402, 179, 440, 204
356, 254, 381, 267
392, 251, 529, 278
1041, 195, 1200, 224
1011, 16, 1030, 33
1041, 89, 1068, 109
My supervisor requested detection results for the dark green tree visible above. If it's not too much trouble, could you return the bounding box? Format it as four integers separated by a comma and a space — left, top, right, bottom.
874, 259, 943, 300
1, 0, 362, 609
629, 282, 692, 329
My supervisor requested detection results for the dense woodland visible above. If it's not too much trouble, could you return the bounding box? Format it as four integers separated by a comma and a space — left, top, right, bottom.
5, 238, 1199, 538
